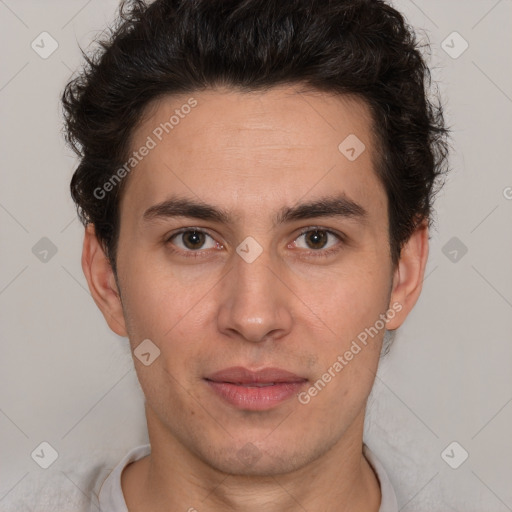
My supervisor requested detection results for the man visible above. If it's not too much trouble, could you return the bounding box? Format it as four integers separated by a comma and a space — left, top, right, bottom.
62, 0, 449, 510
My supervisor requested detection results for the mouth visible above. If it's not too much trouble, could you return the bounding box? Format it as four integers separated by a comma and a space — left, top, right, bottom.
204, 366, 308, 411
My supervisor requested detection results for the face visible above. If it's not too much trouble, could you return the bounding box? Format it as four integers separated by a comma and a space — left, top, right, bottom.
84, 85, 427, 476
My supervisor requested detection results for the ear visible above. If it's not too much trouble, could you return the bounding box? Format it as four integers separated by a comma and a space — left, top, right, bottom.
386, 220, 429, 330
81, 224, 127, 337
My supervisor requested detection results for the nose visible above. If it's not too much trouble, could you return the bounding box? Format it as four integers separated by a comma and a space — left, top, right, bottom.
216, 245, 293, 344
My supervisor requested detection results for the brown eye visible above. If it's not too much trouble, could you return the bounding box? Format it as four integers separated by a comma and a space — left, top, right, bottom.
295, 229, 336, 250
304, 230, 328, 250
169, 230, 218, 251
291, 228, 343, 256
182, 230, 205, 249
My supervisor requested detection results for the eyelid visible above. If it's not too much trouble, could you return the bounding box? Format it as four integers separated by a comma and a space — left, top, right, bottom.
166, 226, 215, 242
295, 225, 345, 240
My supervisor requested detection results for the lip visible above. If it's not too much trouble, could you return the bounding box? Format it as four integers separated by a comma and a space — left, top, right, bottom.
204, 366, 307, 411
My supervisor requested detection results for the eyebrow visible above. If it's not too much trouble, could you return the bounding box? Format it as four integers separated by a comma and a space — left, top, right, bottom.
142, 194, 368, 226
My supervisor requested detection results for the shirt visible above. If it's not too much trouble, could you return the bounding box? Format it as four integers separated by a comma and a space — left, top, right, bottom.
90, 443, 398, 511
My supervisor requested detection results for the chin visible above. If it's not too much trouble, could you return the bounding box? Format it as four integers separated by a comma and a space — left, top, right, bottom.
198, 439, 321, 477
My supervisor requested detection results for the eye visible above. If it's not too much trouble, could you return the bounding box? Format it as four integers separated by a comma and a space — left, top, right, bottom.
167, 229, 222, 252
166, 227, 344, 259
291, 228, 343, 255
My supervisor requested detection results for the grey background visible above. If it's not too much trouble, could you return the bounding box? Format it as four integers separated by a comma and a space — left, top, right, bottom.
1, 0, 511, 510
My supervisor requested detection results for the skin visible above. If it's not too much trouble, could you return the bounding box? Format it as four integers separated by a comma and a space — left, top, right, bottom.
82, 85, 429, 511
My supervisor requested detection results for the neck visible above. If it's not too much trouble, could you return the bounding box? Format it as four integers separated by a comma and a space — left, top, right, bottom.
122, 405, 381, 512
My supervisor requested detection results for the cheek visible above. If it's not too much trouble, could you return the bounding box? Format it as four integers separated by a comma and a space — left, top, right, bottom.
117, 257, 218, 361
294, 259, 391, 406
301, 260, 391, 342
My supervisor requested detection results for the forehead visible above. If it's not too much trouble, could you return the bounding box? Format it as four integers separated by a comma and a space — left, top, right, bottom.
120, 85, 386, 223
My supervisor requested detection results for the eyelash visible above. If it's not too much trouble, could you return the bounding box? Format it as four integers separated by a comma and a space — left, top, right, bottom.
165, 226, 345, 259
